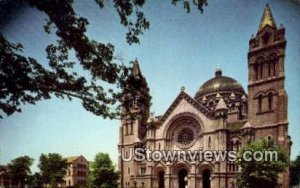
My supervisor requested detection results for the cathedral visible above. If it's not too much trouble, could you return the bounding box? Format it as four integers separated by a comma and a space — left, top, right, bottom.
118, 4, 291, 188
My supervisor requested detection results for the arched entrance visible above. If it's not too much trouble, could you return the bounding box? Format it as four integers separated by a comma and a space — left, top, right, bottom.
202, 169, 211, 188
178, 168, 188, 188
158, 171, 165, 188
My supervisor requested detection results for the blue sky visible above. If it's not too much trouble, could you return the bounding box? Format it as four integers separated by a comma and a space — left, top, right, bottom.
0, 0, 299, 171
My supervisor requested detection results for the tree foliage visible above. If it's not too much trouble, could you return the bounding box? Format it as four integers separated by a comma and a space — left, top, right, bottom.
90, 152, 119, 188
290, 152, 300, 186
27, 172, 43, 188
237, 139, 289, 188
0, 0, 207, 119
38, 153, 68, 188
7, 155, 34, 187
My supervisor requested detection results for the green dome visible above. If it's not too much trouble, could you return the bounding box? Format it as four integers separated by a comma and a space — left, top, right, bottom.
195, 69, 245, 100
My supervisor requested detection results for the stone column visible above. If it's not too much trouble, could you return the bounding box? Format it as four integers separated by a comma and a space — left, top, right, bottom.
188, 162, 196, 188
165, 162, 171, 188
210, 173, 218, 188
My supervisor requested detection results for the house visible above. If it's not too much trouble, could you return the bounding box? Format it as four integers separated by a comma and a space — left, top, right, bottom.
64, 156, 89, 187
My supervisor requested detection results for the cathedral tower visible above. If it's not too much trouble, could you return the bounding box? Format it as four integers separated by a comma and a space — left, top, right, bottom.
118, 60, 150, 188
248, 4, 287, 130
248, 5, 290, 187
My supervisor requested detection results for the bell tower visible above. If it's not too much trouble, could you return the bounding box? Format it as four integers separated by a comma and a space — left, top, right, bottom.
248, 5, 290, 187
118, 60, 151, 187
248, 4, 287, 128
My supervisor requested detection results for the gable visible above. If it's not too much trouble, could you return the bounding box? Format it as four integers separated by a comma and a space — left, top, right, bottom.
157, 91, 211, 126
155, 92, 214, 139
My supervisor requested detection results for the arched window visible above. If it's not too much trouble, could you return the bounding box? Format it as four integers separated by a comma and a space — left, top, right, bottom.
255, 56, 265, 80
272, 62, 276, 76
236, 140, 240, 152
254, 64, 259, 80
231, 103, 236, 111
259, 63, 263, 79
268, 53, 278, 77
262, 32, 271, 45
268, 63, 271, 77
230, 141, 234, 151
268, 93, 273, 110
158, 171, 165, 188
267, 136, 274, 145
125, 123, 128, 135
258, 94, 263, 112
268, 136, 272, 142
130, 123, 133, 134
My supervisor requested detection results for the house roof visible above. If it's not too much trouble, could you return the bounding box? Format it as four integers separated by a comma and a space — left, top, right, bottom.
65, 156, 80, 163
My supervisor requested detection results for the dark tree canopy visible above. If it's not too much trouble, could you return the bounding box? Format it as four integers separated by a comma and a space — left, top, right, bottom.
290, 152, 300, 186
0, 0, 207, 119
38, 153, 68, 188
27, 172, 43, 188
90, 152, 119, 188
237, 139, 289, 188
7, 155, 34, 187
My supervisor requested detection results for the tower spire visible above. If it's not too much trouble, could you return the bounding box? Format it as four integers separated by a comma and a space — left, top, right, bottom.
132, 59, 142, 78
258, 4, 277, 31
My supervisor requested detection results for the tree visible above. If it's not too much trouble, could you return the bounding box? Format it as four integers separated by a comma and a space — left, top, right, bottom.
290, 152, 300, 186
27, 172, 43, 188
7, 155, 34, 187
38, 153, 68, 188
0, 0, 207, 119
90, 152, 119, 188
237, 139, 289, 188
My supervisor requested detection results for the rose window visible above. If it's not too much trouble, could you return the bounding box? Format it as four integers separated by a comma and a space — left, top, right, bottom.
177, 128, 194, 145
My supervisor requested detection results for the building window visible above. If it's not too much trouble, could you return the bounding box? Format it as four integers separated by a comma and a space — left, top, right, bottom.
141, 166, 146, 175
268, 62, 271, 77
268, 93, 273, 110
268, 136, 272, 142
272, 62, 276, 76
254, 64, 259, 80
258, 95, 263, 112
262, 32, 270, 45
125, 123, 128, 135
259, 63, 263, 79
130, 123, 133, 135
230, 141, 234, 151
177, 127, 195, 146
208, 136, 211, 149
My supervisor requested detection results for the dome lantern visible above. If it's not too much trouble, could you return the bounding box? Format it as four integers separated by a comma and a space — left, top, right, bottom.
215, 68, 222, 77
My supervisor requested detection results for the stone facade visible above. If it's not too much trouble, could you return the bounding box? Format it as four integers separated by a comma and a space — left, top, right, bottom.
118, 4, 291, 188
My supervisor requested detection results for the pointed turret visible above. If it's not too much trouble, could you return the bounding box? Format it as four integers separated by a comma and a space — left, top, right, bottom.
121, 59, 151, 140
258, 4, 277, 32
215, 98, 228, 118
215, 98, 227, 111
132, 59, 142, 79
